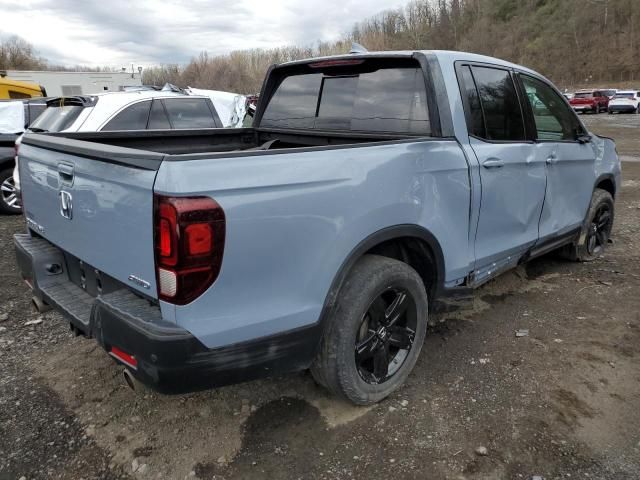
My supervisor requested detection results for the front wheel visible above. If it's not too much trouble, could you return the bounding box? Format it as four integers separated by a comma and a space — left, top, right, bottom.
561, 188, 614, 262
311, 255, 428, 405
0, 168, 22, 215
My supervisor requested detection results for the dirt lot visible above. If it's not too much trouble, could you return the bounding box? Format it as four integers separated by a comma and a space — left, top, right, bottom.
1, 115, 639, 480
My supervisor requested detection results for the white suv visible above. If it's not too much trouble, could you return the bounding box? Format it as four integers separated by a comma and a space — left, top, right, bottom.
27, 90, 227, 133
607, 90, 640, 114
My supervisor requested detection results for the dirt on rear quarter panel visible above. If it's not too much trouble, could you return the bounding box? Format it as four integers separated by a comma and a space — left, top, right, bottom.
0, 115, 639, 479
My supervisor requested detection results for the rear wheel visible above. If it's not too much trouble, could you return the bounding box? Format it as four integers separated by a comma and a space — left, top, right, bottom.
561, 188, 614, 262
311, 255, 428, 405
0, 168, 21, 215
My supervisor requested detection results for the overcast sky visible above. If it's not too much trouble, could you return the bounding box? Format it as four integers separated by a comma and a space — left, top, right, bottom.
0, 0, 407, 68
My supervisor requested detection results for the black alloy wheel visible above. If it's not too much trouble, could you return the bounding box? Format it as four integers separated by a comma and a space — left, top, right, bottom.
354, 287, 417, 385
586, 203, 612, 256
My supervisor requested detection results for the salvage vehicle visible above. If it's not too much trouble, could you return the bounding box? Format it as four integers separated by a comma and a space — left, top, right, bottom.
14, 50, 620, 405
0, 97, 55, 213
27, 90, 226, 133
0, 101, 20, 213
0, 73, 46, 99
607, 90, 640, 114
570, 89, 609, 113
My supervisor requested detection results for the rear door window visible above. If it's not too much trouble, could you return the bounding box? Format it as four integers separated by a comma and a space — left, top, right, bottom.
102, 101, 151, 131
457, 65, 485, 138
163, 98, 217, 129
469, 66, 526, 141
262, 63, 430, 135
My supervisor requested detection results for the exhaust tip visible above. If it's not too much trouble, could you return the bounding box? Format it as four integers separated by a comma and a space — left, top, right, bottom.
123, 369, 136, 391
122, 369, 148, 395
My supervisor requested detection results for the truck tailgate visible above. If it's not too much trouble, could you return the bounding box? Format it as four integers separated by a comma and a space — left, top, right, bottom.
19, 134, 163, 299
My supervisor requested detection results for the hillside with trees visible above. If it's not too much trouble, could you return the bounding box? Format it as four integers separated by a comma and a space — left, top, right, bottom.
2, 0, 639, 93
143, 0, 640, 93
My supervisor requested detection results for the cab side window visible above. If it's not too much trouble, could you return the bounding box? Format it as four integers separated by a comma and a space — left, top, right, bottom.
520, 74, 582, 141
102, 101, 151, 131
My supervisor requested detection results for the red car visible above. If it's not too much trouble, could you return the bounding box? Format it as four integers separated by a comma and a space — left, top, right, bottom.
570, 89, 609, 114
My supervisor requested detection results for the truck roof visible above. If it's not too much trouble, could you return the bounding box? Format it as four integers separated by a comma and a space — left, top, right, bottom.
276, 49, 541, 77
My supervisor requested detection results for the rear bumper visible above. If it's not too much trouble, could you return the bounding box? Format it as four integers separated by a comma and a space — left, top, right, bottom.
608, 105, 637, 112
571, 104, 597, 111
14, 233, 319, 394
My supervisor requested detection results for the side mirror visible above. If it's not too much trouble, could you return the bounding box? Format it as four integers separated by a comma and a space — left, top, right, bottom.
577, 133, 592, 144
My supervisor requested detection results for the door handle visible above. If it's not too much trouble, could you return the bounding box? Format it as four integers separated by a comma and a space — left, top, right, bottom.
546, 154, 558, 165
58, 163, 74, 184
482, 158, 504, 169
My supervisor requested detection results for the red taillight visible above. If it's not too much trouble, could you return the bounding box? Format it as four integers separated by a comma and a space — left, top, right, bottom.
154, 195, 225, 305
185, 223, 212, 256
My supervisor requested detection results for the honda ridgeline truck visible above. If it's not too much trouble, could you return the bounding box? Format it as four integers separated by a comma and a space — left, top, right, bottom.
14, 50, 620, 405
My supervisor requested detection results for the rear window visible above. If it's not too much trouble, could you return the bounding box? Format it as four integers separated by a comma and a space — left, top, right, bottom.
574, 92, 594, 98
29, 105, 85, 132
261, 62, 430, 135
614, 92, 635, 99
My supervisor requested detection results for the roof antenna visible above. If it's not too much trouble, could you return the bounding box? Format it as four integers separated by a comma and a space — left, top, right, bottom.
349, 42, 368, 54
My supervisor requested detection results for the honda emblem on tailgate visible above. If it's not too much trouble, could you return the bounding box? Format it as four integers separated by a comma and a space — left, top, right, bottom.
59, 190, 73, 219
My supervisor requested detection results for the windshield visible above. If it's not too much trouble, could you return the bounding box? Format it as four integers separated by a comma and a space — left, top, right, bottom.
614, 93, 635, 99
573, 92, 594, 99
29, 105, 86, 132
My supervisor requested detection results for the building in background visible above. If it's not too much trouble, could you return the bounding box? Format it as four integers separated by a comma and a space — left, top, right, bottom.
4, 70, 142, 96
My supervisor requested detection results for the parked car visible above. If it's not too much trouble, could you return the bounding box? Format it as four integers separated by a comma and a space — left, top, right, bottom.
0, 101, 23, 214
607, 90, 640, 114
10, 90, 237, 212
27, 90, 226, 133
0, 97, 50, 213
14, 50, 620, 405
0, 72, 46, 99
570, 89, 609, 113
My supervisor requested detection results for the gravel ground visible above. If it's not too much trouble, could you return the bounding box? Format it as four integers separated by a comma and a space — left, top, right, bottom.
1, 115, 639, 480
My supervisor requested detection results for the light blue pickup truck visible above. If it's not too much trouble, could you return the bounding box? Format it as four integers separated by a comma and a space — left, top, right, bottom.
14, 50, 620, 405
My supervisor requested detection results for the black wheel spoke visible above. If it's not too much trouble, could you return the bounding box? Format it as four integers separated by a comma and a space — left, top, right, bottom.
384, 291, 408, 326
596, 229, 607, 249
368, 298, 388, 327
372, 344, 389, 382
355, 334, 379, 362
597, 211, 611, 229
388, 326, 414, 350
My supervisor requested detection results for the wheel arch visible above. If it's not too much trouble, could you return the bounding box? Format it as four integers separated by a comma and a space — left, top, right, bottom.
594, 173, 616, 199
316, 225, 445, 332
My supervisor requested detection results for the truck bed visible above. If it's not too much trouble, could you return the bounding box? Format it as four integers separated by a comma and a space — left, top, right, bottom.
25, 127, 419, 159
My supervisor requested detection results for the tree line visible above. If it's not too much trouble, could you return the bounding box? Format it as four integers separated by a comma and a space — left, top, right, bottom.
143, 0, 640, 93
2, 0, 639, 93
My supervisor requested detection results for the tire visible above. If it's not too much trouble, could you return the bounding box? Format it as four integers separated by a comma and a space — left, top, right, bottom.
560, 188, 614, 262
311, 255, 429, 405
608, 110, 613, 115
0, 168, 21, 215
